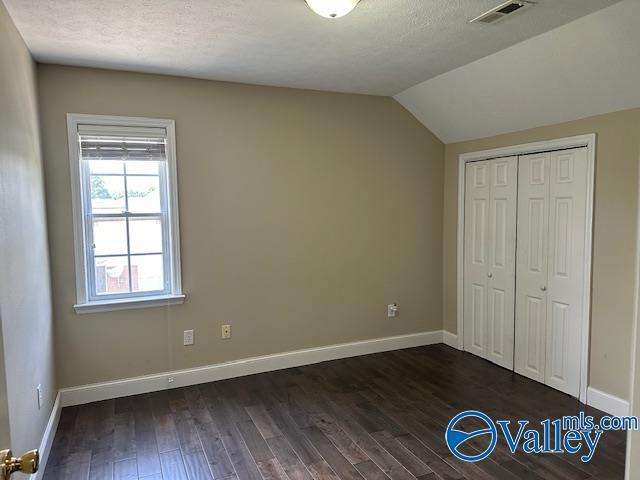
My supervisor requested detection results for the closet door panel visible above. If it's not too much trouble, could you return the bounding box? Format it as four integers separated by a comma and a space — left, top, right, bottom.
544, 148, 588, 397
486, 157, 517, 369
515, 153, 549, 383
464, 161, 490, 358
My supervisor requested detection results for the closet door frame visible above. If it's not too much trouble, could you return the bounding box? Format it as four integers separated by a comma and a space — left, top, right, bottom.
456, 134, 596, 403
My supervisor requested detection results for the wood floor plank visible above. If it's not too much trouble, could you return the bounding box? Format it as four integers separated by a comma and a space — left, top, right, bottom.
135, 428, 162, 478
171, 399, 203, 456
46, 407, 80, 469
134, 395, 162, 478
354, 460, 391, 480
183, 451, 214, 480
307, 459, 342, 480
114, 412, 137, 462
235, 419, 275, 462
394, 433, 464, 480
310, 413, 368, 465
44, 453, 92, 480
322, 401, 417, 480
155, 414, 181, 454
113, 458, 138, 480
302, 426, 364, 480
347, 398, 408, 437
43, 346, 627, 480
204, 393, 263, 480
257, 458, 290, 480
498, 459, 546, 480
159, 450, 188, 480
194, 419, 235, 479
184, 386, 215, 424
246, 404, 284, 440
264, 403, 326, 467
266, 435, 315, 480
215, 429, 261, 480
370, 431, 431, 478
89, 401, 116, 467
89, 462, 114, 480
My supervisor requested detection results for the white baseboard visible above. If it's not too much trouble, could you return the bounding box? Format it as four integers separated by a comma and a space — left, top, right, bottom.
31, 393, 61, 480
587, 386, 630, 417
442, 331, 459, 349
59, 330, 445, 407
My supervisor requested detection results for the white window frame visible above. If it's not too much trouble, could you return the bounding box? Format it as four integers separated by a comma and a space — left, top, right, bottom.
67, 113, 185, 314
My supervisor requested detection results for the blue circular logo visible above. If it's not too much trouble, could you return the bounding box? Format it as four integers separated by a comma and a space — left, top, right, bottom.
445, 410, 497, 462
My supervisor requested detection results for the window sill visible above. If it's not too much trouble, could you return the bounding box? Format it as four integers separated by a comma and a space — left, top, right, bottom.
74, 294, 186, 314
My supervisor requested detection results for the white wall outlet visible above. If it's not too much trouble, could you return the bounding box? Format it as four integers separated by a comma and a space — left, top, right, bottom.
183, 329, 194, 346
222, 324, 232, 339
388, 303, 399, 318
167, 376, 175, 387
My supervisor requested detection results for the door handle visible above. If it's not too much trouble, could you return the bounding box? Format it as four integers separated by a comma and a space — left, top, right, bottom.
487, 272, 493, 278
0, 449, 39, 480
541, 285, 547, 292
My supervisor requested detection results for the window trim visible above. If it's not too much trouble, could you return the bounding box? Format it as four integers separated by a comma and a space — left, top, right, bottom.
67, 113, 184, 314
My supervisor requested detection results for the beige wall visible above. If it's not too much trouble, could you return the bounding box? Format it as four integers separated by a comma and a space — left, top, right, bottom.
0, 2, 56, 453
37, 65, 444, 389
626, 229, 640, 478
443, 108, 640, 400
38, 62, 637, 403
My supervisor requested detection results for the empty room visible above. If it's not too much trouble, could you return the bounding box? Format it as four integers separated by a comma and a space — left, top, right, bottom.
2, 0, 640, 479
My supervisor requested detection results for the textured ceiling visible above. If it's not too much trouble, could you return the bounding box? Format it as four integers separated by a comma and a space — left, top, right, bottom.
4, 0, 619, 96
395, 0, 639, 143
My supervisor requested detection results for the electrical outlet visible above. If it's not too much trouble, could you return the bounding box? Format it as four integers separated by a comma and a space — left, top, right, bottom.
183, 329, 194, 346
221, 324, 231, 339
167, 376, 175, 387
36, 384, 43, 410
388, 303, 399, 318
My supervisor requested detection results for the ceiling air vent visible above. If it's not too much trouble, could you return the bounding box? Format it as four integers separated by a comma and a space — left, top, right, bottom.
470, 1, 532, 24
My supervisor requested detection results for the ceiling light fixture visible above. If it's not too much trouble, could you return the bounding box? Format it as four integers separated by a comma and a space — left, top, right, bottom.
305, 0, 361, 18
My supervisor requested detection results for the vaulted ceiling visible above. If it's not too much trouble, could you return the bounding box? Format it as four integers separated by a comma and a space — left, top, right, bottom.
395, 0, 640, 143
4, 0, 618, 96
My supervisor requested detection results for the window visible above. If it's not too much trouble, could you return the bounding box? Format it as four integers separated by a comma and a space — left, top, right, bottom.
68, 114, 184, 313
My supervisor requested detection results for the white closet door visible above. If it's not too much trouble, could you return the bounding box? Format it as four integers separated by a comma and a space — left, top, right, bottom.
486, 157, 518, 369
464, 160, 491, 359
515, 148, 588, 397
515, 153, 550, 383
464, 157, 517, 366
544, 148, 588, 397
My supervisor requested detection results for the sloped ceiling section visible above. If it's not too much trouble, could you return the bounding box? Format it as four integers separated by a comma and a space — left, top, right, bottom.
394, 0, 640, 144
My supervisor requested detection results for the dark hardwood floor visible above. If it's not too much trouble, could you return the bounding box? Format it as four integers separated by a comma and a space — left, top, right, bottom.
44, 345, 627, 480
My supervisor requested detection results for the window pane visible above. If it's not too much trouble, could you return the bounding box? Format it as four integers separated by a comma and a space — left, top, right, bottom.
88, 160, 124, 174
129, 217, 163, 254
90, 175, 125, 214
131, 254, 164, 292
93, 218, 127, 256
127, 176, 161, 213
126, 160, 160, 175
95, 256, 130, 295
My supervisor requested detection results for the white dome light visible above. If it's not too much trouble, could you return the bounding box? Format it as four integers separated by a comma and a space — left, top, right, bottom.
305, 0, 361, 18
